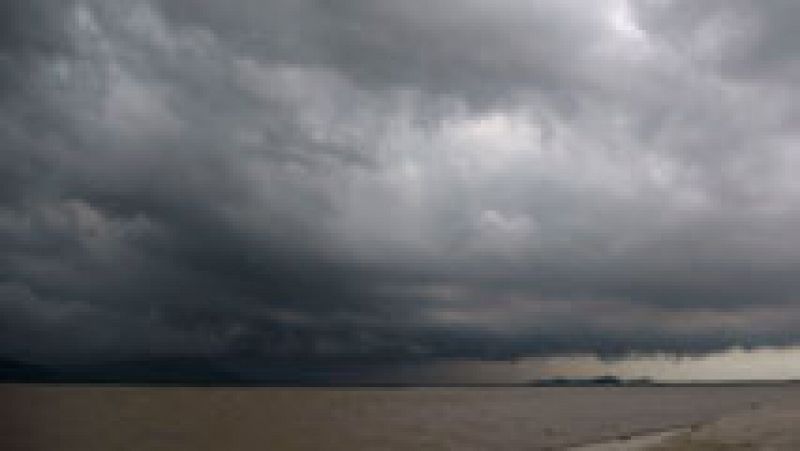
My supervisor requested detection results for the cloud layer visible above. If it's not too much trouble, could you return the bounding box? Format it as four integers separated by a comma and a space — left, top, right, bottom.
4, 0, 800, 363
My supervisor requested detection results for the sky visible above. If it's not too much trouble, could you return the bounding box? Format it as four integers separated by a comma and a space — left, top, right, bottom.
324, 347, 800, 384
3, 0, 800, 366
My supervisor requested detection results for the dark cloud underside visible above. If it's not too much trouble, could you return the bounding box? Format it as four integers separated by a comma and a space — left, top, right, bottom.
3, 0, 800, 364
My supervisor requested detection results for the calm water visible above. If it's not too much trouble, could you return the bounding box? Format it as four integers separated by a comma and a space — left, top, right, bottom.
2, 384, 798, 450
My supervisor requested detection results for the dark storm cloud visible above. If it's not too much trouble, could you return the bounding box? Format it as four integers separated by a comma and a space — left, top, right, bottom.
4, 0, 800, 364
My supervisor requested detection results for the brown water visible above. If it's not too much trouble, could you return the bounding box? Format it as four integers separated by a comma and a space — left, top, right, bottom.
1, 385, 797, 450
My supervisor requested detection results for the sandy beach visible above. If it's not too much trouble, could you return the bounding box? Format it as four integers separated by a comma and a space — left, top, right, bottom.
647, 406, 800, 450
1, 384, 799, 450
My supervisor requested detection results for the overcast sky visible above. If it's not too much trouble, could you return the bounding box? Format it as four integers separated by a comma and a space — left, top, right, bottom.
4, 0, 800, 364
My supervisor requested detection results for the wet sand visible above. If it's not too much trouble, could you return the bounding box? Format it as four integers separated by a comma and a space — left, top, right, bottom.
572, 428, 691, 450
650, 405, 800, 450
1, 384, 798, 450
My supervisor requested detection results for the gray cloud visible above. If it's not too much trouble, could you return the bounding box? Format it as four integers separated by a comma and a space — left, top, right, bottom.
3, 0, 800, 364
